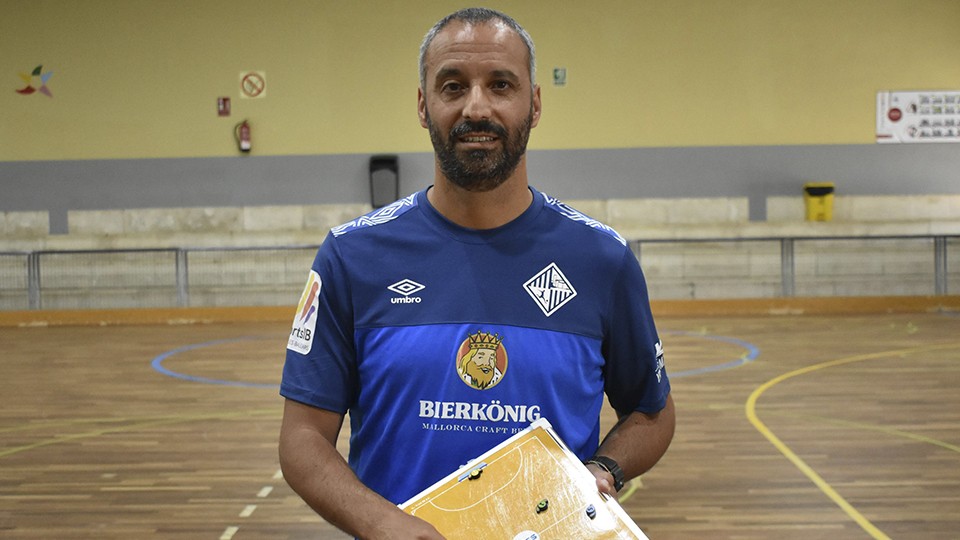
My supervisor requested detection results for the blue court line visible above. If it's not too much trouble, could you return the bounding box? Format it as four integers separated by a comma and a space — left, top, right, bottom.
664, 330, 760, 379
152, 330, 759, 388
150, 337, 279, 389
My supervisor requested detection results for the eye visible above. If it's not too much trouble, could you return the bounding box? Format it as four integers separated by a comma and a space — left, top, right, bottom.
441, 81, 464, 94
491, 80, 512, 91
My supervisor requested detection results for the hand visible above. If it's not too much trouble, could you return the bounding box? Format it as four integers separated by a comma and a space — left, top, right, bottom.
368, 511, 447, 540
586, 462, 618, 498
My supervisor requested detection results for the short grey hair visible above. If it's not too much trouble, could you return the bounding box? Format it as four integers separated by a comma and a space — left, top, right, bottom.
418, 7, 536, 89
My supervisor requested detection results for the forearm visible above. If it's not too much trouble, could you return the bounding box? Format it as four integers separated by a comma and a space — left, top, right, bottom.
279, 427, 396, 537
591, 393, 675, 487
278, 400, 444, 539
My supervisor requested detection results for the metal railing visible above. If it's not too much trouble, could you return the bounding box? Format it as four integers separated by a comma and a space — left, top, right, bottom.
1, 234, 956, 310
0, 246, 320, 311
633, 233, 958, 300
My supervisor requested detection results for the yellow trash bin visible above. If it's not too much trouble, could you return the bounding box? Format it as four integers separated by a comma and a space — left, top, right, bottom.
803, 182, 835, 221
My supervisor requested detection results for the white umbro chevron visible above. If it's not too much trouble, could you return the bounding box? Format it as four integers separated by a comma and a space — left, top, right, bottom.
387, 279, 425, 296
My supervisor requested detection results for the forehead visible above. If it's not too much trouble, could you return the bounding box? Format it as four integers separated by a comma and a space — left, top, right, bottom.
423, 20, 529, 80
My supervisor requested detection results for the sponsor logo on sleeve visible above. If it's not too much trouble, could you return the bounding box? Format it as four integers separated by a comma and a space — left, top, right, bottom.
655, 340, 665, 383
288, 270, 321, 354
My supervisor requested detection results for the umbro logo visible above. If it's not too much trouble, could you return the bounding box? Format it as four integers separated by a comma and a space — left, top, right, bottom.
387, 279, 425, 304
523, 263, 577, 317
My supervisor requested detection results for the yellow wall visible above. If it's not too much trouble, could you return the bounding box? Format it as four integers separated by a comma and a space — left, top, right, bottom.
2, 0, 958, 161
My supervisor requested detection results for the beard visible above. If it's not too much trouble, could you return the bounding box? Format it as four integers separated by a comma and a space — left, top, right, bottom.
426, 108, 533, 192
464, 358, 496, 390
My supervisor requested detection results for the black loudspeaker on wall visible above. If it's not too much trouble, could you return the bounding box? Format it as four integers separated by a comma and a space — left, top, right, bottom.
369, 155, 399, 209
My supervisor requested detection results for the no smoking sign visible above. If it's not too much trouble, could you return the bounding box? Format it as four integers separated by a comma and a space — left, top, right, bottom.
239, 71, 266, 99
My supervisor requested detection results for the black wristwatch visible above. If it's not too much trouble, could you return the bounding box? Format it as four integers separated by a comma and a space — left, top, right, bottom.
586, 455, 625, 492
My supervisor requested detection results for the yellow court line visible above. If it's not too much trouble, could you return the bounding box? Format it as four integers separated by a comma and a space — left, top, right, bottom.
745, 342, 960, 540
617, 476, 641, 503
0, 409, 280, 459
766, 411, 960, 455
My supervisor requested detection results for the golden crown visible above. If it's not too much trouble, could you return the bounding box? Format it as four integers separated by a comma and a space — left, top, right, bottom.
467, 331, 502, 350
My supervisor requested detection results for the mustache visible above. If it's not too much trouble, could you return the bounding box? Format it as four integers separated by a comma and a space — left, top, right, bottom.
450, 120, 508, 140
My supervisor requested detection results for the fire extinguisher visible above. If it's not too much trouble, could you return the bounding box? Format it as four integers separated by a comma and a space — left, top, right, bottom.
235, 120, 251, 153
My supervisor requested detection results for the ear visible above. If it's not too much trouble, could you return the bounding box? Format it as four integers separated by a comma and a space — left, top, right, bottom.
418, 87, 428, 129
530, 84, 542, 129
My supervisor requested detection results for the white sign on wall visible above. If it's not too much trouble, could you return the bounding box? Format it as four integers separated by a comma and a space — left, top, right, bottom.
876, 91, 960, 143
240, 71, 267, 99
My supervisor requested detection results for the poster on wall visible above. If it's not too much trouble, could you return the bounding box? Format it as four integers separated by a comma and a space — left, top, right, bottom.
876, 91, 960, 143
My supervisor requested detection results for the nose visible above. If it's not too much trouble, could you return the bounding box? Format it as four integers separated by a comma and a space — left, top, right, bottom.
461, 85, 492, 121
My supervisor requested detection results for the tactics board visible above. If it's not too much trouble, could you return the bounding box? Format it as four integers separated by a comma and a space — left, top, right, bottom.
400, 418, 650, 540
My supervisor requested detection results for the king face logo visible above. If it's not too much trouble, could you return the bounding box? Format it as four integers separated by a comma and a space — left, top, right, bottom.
523, 262, 577, 317
456, 331, 508, 390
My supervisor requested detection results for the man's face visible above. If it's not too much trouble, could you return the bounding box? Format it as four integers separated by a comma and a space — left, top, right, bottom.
464, 348, 497, 388
472, 348, 497, 371
418, 20, 541, 192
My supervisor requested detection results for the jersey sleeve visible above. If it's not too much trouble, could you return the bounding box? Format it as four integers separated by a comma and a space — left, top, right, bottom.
280, 232, 358, 413
602, 248, 670, 416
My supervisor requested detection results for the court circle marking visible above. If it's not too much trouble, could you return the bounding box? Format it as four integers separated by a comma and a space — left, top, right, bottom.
151, 336, 278, 388
664, 330, 760, 379
150, 331, 758, 388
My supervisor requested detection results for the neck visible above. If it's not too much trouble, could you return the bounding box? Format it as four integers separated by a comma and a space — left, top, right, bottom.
427, 164, 533, 230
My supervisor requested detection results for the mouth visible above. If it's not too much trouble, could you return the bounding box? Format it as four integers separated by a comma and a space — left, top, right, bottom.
458, 133, 499, 146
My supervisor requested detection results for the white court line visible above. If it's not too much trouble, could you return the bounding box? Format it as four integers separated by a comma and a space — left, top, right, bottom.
222, 472, 280, 537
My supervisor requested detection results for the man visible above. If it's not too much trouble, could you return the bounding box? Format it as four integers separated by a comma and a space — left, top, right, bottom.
279, 8, 675, 539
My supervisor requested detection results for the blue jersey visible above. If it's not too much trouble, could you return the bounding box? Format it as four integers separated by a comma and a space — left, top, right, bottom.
281, 187, 669, 504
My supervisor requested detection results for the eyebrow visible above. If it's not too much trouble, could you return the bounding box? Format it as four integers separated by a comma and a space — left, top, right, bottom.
490, 69, 521, 84
434, 67, 464, 84
433, 67, 522, 86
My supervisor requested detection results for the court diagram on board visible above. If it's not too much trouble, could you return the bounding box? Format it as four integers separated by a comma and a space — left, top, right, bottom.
401, 419, 649, 540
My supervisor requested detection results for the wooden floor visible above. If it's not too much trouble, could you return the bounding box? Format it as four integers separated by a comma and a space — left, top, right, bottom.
1, 310, 958, 539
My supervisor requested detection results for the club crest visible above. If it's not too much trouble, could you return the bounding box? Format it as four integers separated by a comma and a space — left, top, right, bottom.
523, 263, 577, 317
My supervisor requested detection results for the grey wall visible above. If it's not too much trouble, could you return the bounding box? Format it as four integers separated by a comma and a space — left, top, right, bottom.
2, 143, 958, 233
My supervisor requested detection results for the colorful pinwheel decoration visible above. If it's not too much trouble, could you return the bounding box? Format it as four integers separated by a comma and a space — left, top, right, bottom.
16, 65, 54, 97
